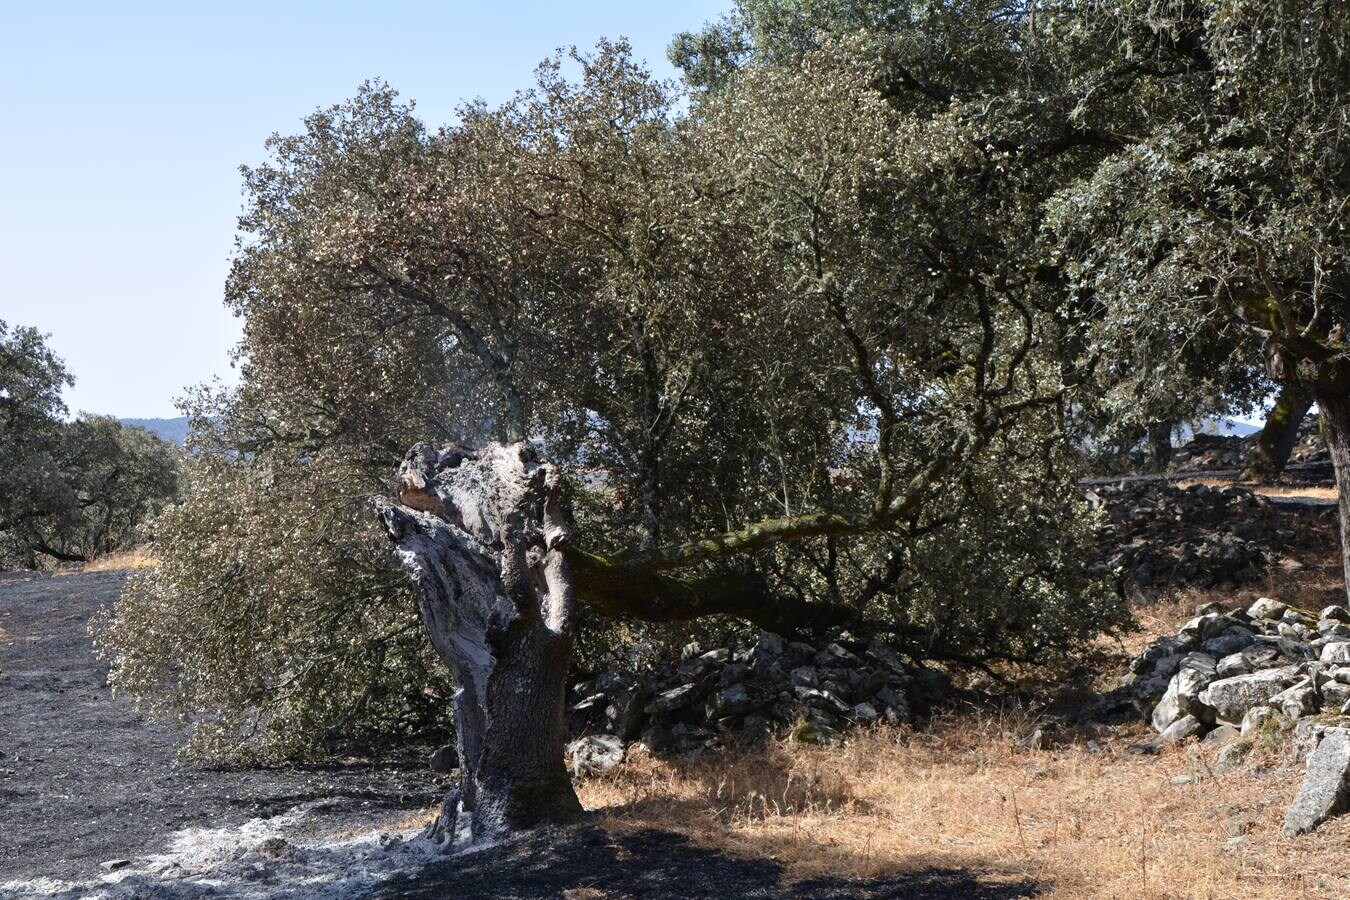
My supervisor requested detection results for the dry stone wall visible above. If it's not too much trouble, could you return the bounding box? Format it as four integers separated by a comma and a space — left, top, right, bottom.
1128, 598, 1350, 834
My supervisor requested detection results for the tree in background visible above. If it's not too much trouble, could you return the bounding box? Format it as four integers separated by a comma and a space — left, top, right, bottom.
671, 1, 1324, 484
0, 320, 72, 562
0, 322, 178, 567
1044, 0, 1349, 588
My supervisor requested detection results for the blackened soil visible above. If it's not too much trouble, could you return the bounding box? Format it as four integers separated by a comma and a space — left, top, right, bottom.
377, 825, 1039, 899
0, 570, 443, 881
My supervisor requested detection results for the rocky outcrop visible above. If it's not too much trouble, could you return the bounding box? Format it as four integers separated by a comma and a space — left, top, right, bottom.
1151, 654, 1217, 731
1128, 599, 1350, 835
566, 632, 940, 756
1199, 666, 1303, 723
1089, 481, 1314, 596
1283, 727, 1350, 836
1166, 425, 1328, 473
566, 734, 625, 777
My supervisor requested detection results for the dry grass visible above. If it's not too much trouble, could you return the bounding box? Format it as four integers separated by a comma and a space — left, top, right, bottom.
577, 717, 1350, 899
578, 548, 1350, 899
79, 547, 158, 573
1173, 477, 1340, 503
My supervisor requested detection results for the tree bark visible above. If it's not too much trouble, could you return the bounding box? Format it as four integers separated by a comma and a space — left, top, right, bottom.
1242, 381, 1313, 482
1146, 422, 1173, 471
1318, 395, 1350, 605
375, 434, 974, 845
377, 442, 582, 848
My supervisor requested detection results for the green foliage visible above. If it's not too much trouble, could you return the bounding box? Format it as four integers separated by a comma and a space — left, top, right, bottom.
98, 34, 1131, 763
95, 448, 453, 762
41, 415, 180, 561
1041, 0, 1349, 409
0, 323, 178, 568
673, 1, 1346, 466
0, 320, 72, 565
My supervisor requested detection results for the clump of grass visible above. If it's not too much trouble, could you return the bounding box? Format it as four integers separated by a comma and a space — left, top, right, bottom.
79, 547, 157, 573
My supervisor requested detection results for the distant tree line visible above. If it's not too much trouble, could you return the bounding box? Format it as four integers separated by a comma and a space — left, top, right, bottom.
0, 321, 179, 568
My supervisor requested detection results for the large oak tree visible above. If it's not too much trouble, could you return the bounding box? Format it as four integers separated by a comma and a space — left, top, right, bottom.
101, 39, 1122, 842
108, 0, 1350, 846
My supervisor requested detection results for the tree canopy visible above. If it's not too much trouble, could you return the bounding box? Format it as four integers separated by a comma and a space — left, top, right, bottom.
0, 320, 73, 562
98, 0, 1348, 762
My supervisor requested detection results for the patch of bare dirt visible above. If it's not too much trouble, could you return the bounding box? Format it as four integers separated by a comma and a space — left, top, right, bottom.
1, 570, 1030, 898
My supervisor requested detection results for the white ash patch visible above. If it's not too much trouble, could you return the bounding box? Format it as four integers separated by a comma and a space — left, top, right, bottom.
0, 800, 439, 899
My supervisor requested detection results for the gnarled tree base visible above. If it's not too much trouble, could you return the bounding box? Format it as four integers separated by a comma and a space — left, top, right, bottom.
378, 442, 582, 848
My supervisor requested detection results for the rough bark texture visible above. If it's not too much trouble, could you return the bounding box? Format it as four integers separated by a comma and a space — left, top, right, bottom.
1319, 395, 1350, 605
1147, 422, 1173, 471
377, 441, 582, 848
1242, 381, 1313, 481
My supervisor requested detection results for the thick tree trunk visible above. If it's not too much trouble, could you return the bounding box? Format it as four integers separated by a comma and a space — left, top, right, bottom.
377, 442, 582, 848
1242, 381, 1314, 482
374, 435, 972, 847
1146, 422, 1173, 471
1319, 396, 1350, 605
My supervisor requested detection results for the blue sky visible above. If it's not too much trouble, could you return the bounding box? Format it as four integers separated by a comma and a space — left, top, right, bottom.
0, 1, 730, 418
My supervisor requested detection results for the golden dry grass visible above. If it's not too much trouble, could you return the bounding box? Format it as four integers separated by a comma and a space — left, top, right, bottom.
577, 718, 1350, 899
577, 554, 1350, 899
1173, 477, 1341, 503
79, 546, 158, 573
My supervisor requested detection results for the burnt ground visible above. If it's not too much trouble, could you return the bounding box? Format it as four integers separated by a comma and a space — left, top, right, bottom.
0, 570, 1041, 899
374, 826, 1038, 899
0, 570, 444, 882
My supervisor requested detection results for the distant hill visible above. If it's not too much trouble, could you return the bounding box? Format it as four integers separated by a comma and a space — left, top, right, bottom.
119, 416, 190, 445
1179, 418, 1262, 440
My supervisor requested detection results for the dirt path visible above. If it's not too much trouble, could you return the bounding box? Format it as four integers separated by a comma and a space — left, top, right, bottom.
1078, 460, 1336, 486
0, 570, 442, 883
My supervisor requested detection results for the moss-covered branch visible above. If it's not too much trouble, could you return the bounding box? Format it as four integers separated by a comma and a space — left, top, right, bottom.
567, 547, 855, 634
612, 442, 967, 573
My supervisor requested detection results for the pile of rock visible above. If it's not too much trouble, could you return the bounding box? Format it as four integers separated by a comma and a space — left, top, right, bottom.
1167, 433, 1252, 471
1288, 421, 1330, 466
1090, 481, 1297, 595
564, 632, 946, 773
1128, 596, 1350, 834
1166, 421, 1327, 473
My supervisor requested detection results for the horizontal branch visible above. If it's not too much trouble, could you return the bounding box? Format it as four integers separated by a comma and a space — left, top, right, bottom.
610, 435, 969, 572
567, 548, 854, 634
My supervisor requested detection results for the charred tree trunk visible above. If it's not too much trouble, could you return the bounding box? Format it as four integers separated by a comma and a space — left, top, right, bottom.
377, 441, 582, 848
1242, 381, 1314, 482
374, 436, 968, 846
1318, 395, 1350, 605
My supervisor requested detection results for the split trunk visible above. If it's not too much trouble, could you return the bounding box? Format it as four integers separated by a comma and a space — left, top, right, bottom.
377, 441, 583, 847
1242, 381, 1314, 482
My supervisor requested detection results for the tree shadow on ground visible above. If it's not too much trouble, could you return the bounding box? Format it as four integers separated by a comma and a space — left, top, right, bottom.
372, 824, 1040, 899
